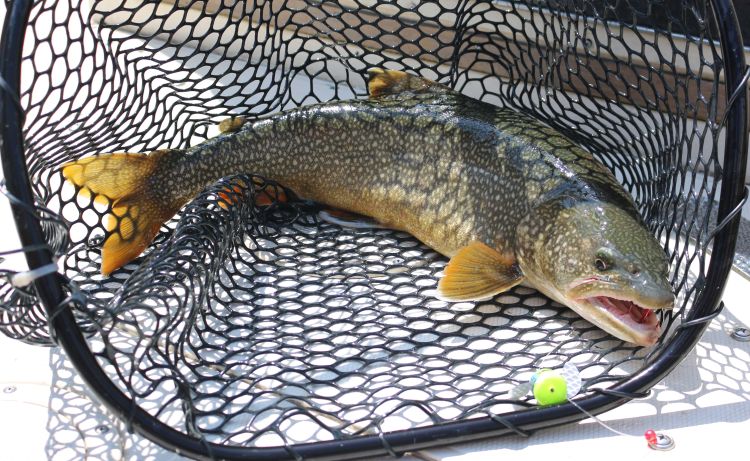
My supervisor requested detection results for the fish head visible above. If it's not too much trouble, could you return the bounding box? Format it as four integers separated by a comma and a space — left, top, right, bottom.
516, 200, 674, 346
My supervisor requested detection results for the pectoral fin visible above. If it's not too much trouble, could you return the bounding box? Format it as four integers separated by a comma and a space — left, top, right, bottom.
437, 241, 524, 301
217, 178, 289, 209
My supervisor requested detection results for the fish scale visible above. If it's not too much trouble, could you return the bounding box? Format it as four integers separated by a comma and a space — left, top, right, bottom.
61, 69, 674, 346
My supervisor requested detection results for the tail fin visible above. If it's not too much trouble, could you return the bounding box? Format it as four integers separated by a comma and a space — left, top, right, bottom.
61, 150, 185, 275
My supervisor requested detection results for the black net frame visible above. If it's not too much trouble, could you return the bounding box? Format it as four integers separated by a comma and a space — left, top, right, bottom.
0, 0, 748, 460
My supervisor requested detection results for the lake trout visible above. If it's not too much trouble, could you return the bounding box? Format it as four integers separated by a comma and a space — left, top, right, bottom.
61, 69, 674, 346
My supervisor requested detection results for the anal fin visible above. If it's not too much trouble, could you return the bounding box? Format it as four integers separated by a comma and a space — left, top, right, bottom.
437, 241, 524, 301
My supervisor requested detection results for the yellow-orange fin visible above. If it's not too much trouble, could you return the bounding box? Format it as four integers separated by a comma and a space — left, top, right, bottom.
99, 202, 164, 276
217, 179, 248, 210
61, 150, 186, 275
217, 179, 289, 209
254, 181, 288, 206
367, 68, 450, 98
218, 116, 246, 134
437, 241, 523, 301
62, 153, 154, 202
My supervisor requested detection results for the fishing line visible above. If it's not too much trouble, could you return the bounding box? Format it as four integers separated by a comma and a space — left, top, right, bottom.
568, 396, 675, 450
521, 339, 676, 451
568, 398, 633, 438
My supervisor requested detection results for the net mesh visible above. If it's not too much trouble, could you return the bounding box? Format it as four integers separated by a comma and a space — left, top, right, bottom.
0, 0, 739, 452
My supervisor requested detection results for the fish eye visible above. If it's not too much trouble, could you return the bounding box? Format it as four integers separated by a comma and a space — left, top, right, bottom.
594, 250, 613, 272
594, 258, 608, 271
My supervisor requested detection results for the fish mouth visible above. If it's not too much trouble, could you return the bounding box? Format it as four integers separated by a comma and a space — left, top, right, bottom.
577, 295, 661, 346
565, 278, 673, 347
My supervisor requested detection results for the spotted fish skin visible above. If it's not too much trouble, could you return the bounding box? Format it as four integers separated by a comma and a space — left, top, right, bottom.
61, 69, 674, 346
171, 91, 635, 258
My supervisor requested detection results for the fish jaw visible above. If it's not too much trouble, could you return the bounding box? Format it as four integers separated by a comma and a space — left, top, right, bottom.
521, 274, 669, 346
566, 295, 662, 346
559, 274, 675, 346
557, 275, 673, 346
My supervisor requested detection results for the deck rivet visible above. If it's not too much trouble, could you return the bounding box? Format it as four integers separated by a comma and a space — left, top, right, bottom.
731, 326, 750, 342
648, 432, 675, 451
95, 424, 110, 434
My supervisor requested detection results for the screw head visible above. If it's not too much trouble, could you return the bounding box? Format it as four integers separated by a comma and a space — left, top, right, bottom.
647, 432, 675, 451
731, 327, 750, 342
95, 424, 110, 434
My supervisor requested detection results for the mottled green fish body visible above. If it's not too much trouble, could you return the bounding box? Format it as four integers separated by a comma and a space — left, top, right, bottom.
62, 69, 674, 346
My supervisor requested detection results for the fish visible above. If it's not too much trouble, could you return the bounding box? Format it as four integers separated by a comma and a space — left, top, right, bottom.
61, 68, 674, 346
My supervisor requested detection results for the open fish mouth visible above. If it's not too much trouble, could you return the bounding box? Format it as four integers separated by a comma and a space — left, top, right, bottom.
584, 295, 659, 328
560, 274, 674, 346
575, 294, 663, 346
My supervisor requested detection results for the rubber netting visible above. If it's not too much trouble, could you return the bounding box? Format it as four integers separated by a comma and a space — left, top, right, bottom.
0, 0, 740, 451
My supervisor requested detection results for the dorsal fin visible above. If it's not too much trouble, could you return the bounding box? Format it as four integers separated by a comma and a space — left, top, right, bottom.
367, 68, 450, 98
